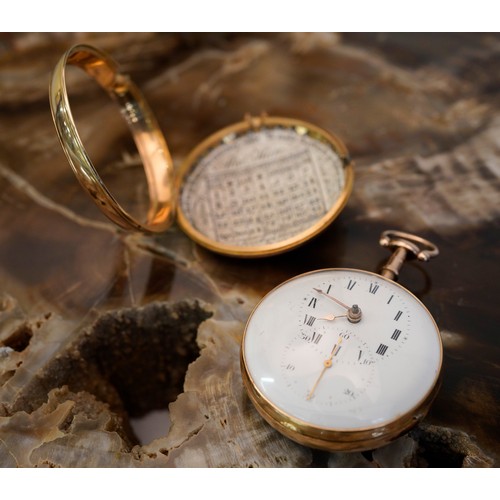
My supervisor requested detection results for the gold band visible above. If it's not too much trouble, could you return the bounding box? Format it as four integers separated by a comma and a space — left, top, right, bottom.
49, 44, 175, 233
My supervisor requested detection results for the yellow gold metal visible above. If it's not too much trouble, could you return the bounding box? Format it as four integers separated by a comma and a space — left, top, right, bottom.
50, 44, 353, 256
176, 116, 354, 257
379, 230, 439, 280
317, 313, 347, 321
49, 44, 175, 233
306, 337, 343, 400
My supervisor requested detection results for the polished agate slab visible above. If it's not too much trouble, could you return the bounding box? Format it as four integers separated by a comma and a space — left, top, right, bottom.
0, 33, 498, 467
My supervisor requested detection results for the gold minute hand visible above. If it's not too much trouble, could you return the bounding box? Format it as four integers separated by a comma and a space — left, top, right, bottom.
313, 288, 350, 310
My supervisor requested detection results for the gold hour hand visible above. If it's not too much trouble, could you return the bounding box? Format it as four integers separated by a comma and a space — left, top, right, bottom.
317, 313, 347, 321
313, 288, 362, 323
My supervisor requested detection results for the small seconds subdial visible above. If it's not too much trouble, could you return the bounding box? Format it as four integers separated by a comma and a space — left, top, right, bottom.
281, 329, 376, 407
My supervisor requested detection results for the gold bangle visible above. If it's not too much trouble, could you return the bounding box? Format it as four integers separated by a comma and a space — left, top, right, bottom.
49, 44, 175, 233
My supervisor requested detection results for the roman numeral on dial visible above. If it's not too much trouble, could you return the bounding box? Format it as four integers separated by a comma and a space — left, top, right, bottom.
308, 297, 317, 308
347, 280, 356, 290
391, 329, 402, 341
369, 283, 380, 294
303, 331, 323, 344
376, 344, 388, 356
310, 332, 322, 344
394, 310, 403, 321
304, 314, 316, 327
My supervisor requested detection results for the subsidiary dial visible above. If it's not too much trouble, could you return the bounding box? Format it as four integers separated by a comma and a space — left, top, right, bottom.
281, 329, 376, 407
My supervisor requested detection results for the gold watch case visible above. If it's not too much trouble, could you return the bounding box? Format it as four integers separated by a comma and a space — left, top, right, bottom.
176, 114, 354, 257
50, 45, 353, 258
240, 267, 443, 452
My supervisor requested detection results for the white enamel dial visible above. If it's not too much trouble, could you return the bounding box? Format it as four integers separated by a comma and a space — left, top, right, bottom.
242, 268, 442, 434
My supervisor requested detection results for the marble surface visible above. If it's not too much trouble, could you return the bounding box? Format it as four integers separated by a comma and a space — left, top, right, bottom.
0, 33, 498, 467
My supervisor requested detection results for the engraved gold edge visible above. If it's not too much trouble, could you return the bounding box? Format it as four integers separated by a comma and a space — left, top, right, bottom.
240, 267, 444, 451
176, 116, 354, 258
49, 44, 174, 233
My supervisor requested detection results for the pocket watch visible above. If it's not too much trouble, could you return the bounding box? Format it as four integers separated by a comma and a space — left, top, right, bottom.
240, 230, 442, 452
49, 44, 353, 257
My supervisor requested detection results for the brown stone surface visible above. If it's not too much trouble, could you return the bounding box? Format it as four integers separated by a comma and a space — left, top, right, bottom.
0, 33, 498, 467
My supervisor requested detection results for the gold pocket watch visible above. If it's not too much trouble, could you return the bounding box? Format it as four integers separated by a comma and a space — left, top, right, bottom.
241, 230, 442, 452
49, 44, 353, 257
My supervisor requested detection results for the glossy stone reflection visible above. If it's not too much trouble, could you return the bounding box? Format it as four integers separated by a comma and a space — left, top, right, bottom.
0, 33, 499, 467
